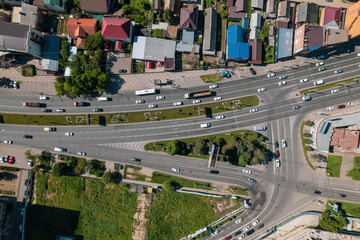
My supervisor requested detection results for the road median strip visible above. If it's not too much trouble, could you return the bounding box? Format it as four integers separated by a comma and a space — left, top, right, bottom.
300, 76, 360, 95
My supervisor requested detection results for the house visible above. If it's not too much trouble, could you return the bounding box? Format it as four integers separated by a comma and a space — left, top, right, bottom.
203, 7, 217, 55
276, 19, 289, 28
324, 29, 349, 46
227, 25, 249, 61
227, 0, 247, 19
266, 0, 276, 13
44, 0, 68, 13
163, 0, 175, 11
32, 0, 47, 10
102, 18, 132, 51
277, 1, 289, 18
0, 0, 31, 7
66, 18, 97, 49
249, 28, 259, 39
249, 38, 262, 64
179, 3, 199, 30
250, 13, 261, 29
320, 7, 342, 29
295, 2, 318, 25
344, 1, 360, 39
0, 22, 43, 58
275, 27, 293, 60
251, 0, 264, 10
42, 35, 61, 72
293, 24, 324, 54
132, 36, 177, 71
177, 29, 200, 52
19, 3, 52, 32
154, 0, 162, 13
80, 0, 114, 14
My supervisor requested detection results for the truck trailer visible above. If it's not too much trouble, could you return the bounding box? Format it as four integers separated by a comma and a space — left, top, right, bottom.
184, 90, 212, 99
23, 102, 45, 108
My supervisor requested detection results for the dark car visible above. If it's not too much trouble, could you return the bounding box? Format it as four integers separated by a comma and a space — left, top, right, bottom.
133, 158, 141, 162
249, 67, 256, 75
23, 135, 33, 139
210, 170, 219, 174
42, 109, 52, 112
293, 105, 301, 110
248, 178, 256, 184
337, 104, 346, 109
246, 229, 255, 236
314, 190, 321, 194
117, 69, 127, 73
316, 55, 326, 60
339, 194, 346, 198
275, 150, 280, 157
93, 108, 103, 112
235, 230, 242, 236
274, 141, 279, 148
258, 224, 265, 229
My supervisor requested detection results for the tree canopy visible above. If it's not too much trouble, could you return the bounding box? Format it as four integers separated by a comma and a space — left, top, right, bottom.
319, 211, 347, 233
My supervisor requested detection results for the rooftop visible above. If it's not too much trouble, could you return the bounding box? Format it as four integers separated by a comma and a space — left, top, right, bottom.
344, 1, 360, 39
275, 28, 293, 59
80, 0, 110, 13
179, 4, 199, 30
132, 36, 176, 61
102, 18, 131, 40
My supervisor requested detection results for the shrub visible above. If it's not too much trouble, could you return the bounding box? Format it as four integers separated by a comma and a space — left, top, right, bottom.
304, 132, 311, 137
102, 171, 114, 184
52, 163, 67, 177
89, 160, 106, 177
303, 139, 312, 144
304, 146, 313, 151
305, 120, 313, 126
166, 140, 181, 156
74, 158, 87, 175
21, 64, 36, 77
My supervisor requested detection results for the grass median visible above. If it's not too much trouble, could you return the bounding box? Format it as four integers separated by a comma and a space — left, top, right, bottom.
326, 155, 342, 177
300, 76, 360, 95
300, 121, 316, 171
0, 95, 258, 126
151, 171, 213, 190
327, 201, 360, 218
200, 73, 223, 83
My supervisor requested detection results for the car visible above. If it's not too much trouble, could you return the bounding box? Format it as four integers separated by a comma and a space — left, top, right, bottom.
65, 132, 74, 136
171, 168, 180, 172
8, 156, 15, 164
28, 159, 33, 167
317, 55, 326, 60
216, 115, 225, 120
4, 156, 9, 163
339, 194, 346, 198
275, 150, 280, 157
235, 218, 244, 224
249, 67, 256, 75
315, 62, 324, 66
77, 152, 86, 156
3, 140, 13, 144
348, 102, 356, 106
209, 84, 219, 89
156, 96, 165, 100
278, 81, 287, 86
331, 89, 339, 93
242, 225, 251, 232
318, 67, 326, 71
327, 107, 335, 111
23, 135, 33, 139
214, 97, 222, 101
148, 104, 157, 108
0, 157, 4, 163
21, 208, 25, 216
314, 190, 321, 194
250, 108, 258, 113
300, 78, 309, 83
117, 69, 127, 73
257, 88, 266, 92
334, 69, 343, 74
246, 229, 255, 236
276, 159, 280, 167
133, 158, 141, 162
200, 123, 211, 128
252, 220, 260, 226
56, 109, 65, 112
24, 188, 28, 196
211, 230, 220, 236
136, 100, 145, 104
221, 71, 231, 78
274, 141, 279, 148
337, 104, 346, 109
19, 224, 23, 232
248, 178, 256, 184
13, 81, 19, 89
42, 109, 52, 112
267, 73, 276, 78
224, 236, 232, 240
173, 102, 183, 106
282, 139, 287, 148
193, 99, 201, 104
39, 96, 49, 100
238, 235, 245, 239
93, 108, 103, 112
293, 105, 301, 110
279, 75, 287, 79
210, 170, 219, 174
258, 224, 265, 229
243, 169, 252, 174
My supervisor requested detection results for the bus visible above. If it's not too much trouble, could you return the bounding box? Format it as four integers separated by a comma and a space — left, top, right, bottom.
135, 89, 156, 96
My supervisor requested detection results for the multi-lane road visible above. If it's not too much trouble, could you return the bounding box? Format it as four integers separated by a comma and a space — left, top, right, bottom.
1, 52, 360, 239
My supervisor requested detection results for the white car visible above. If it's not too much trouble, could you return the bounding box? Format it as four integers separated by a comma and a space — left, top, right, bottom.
250, 108, 258, 113
193, 99, 201, 104
279, 75, 287, 79
278, 81, 287, 86
77, 152, 86, 156
331, 89, 339, 93
173, 102, 183, 106
39, 96, 49, 100
282, 139, 287, 148
3, 140, 13, 144
211, 230, 220, 236
136, 100, 145, 104
216, 115, 225, 119
348, 102, 356, 106
267, 73, 276, 78
209, 84, 219, 89
242, 169, 252, 174
252, 219, 260, 226
238, 235, 245, 239
257, 88, 266, 92
276, 159, 280, 167
65, 132, 74, 136
28, 159, 33, 167
334, 69, 343, 74
235, 218, 244, 224
148, 104, 157, 108
242, 225, 251, 232
171, 168, 180, 172
315, 62, 324, 66
327, 106, 335, 111
300, 78, 309, 83
156, 96, 165, 100
214, 97, 222, 101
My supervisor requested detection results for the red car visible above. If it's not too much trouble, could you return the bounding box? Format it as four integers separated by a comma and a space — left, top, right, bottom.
225, 236, 232, 240
275, 150, 280, 157
8, 156, 15, 164
337, 104, 346, 109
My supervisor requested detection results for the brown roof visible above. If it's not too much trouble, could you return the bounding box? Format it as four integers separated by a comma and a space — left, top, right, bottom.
80, 0, 110, 14
325, 29, 349, 45
66, 18, 97, 39
330, 128, 360, 151
179, 4, 199, 30
249, 38, 262, 64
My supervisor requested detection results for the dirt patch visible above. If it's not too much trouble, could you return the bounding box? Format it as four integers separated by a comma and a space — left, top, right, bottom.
45, 192, 55, 200
0, 170, 20, 196
132, 194, 151, 240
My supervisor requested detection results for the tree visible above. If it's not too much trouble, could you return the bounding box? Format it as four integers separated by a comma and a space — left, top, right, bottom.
163, 9, 174, 25
304, 146, 313, 151
85, 31, 105, 51
89, 160, 106, 177
59, 38, 70, 69
67, 158, 77, 169
102, 171, 114, 184
303, 139, 312, 144
220, 4, 228, 19
305, 120, 313, 126
304, 132, 311, 137
163, 180, 178, 192
319, 211, 346, 233
193, 139, 208, 155
166, 140, 181, 156
238, 155, 248, 167
52, 163, 66, 177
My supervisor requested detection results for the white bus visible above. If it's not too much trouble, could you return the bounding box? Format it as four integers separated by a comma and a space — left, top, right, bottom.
135, 89, 156, 96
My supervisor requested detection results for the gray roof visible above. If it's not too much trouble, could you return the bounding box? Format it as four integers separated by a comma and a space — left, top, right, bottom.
296, 2, 318, 24
0, 22, 29, 52
266, 0, 276, 13
19, 3, 39, 28
132, 36, 176, 61
182, 29, 195, 44
275, 28, 293, 59
203, 7, 217, 55
176, 43, 200, 53
277, 0, 288, 18
296, 3, 308, 23
251, 0, 263, 10
250, 13, 261, 28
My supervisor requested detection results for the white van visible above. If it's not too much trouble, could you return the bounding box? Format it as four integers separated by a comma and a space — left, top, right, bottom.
313, 80, 324, 86
54, 147, 67, 152
44, 127, 56, 132
97, 97, 110, 101
254, 126, 266, 131
302, 95, 311, 101
173, 102, 183, 106
200, 123, 211, 128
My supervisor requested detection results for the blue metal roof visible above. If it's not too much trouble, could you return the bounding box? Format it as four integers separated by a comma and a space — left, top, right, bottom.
227, 25, 249, 59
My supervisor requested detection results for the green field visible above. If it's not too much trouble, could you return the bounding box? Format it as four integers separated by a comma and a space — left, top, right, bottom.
300, 76, 360, 95
228, 185, 249, 196
26, 173, 137, 240
200, 73, 223, 83
326, 155, 342, 178
346, 156, 360, 180
327, 201, 360, 218
151, 171, 213, 190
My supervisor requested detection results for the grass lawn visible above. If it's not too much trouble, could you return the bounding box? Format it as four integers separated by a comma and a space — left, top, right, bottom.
151, 171, 213, 190
27, 173, 137, 240
0, 113, 87, 125
200, 73, 223, 83
300, 76, 360, 95
300, 121, 316, 171
327, 201, 360, 218
346, 156, 360, 180
326, 155, 342, 177
124, 165, 147, 181
228, 185, 249, 196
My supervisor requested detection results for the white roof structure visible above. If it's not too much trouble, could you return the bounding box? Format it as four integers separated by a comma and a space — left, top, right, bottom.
250, 13, 262, 29
132, 36, 176, 61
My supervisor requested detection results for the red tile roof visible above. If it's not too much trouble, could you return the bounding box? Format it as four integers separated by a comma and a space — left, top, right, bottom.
66, 18, 97, 39
101, 18, 131, 40
322, 7, 341, 27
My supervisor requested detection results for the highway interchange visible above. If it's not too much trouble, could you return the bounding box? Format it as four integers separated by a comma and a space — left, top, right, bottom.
1, 52, 360, 239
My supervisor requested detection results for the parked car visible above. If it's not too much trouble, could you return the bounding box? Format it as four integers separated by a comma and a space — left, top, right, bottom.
348, 102, 356, 106
156, 96, 165, 100
224, 236, 232, 240
258, 224, 265, 229
209, 84, 219, 89
337, 104, 346, 109
242, 225, 251, 232
316, 55, 325, 60
275, 150, 280, 157
117, 69, 127, 73
93, 108, 103, 112
257, 88, 266, 92
315, 62, 324, 66
13, 81, 19, 89
136, 100, 145, 104
252, 220, 260, 226
300, 78, 309, 83
3, 140, 13, 144
173, 102, 183, 106
274, 141, 279, 148
327, 106, 335, 111
278, 81, 287, 86
331, 89, 339, 93
276, 159, 281, 167
238, 235, 245, 239
214, 97, 222, 101
210, 170, 219, 174
77, 152, 86, 156
148, 104, 157, 108
282, 139, 287, 148
39, 96, 49, 100
248, 178, 256, 184
28, 159, 33, 167
8, 156, 15, 164
193, 99, 201, 104
133, 158, 141, 162
339, 194, 346, 198
249, 67, 256, 75
42, 109, 52, 112
235, 218, 244, 224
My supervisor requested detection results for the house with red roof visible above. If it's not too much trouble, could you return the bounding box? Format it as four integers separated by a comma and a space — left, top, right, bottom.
320, 7, 342, 29
66, 18, 97, 49
179, 4, 199, 30
101, 18, 133, 51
